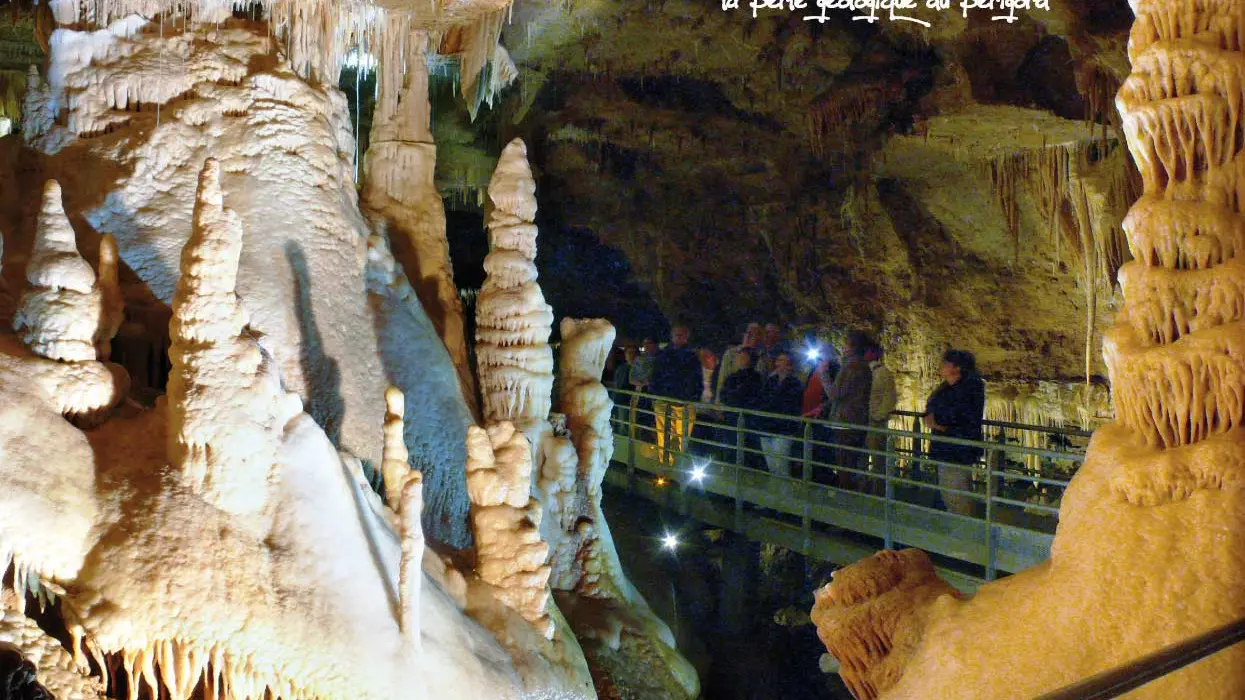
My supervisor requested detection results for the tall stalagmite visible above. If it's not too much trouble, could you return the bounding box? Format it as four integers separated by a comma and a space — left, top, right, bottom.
475, 138, 555, 439
810, 1, 1245, 697
167, 158, 303, 518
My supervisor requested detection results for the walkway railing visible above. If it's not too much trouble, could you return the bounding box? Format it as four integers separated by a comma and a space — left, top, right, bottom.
605, 388, 1087, 589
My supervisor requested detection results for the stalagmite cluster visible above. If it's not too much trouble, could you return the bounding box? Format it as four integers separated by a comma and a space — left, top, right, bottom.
475, 137, 555, 437
811, 1, 1245, 697
6, 180, 128, 424
465, 421, 554, 638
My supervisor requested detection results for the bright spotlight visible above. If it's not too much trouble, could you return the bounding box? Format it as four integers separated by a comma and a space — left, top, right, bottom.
690, 458, 709, 483
655, 476, 669, 487
805, 346, 821, 362
661, 532, 679, 551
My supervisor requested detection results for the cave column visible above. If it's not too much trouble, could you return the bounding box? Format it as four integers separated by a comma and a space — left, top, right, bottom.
363, 25, 479, 419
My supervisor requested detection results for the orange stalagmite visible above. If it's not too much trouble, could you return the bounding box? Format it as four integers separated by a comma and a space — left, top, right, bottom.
810, 1, 1245, 697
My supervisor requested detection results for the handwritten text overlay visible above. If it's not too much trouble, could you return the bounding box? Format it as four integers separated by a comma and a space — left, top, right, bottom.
722, 0, 1052, 28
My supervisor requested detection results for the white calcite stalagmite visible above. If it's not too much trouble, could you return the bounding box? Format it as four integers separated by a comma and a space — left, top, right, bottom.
383, 386, 411, 508
542, 318, 617, 594
475, 138, 555, 440
811, 2, 1245, 698
466, 422, 555, 638
8, 181, 129, 424
167, 158, 303, 518
14, 181, 107, 363
364, 25, 479, 421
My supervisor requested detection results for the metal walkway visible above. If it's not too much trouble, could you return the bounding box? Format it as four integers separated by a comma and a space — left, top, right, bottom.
605, 390, 1090, 593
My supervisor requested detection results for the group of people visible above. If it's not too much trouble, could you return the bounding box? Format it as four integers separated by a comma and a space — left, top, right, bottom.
607, 322, 987, 514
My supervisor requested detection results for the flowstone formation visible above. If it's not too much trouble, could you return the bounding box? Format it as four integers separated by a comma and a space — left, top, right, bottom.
20, 11, 474, 547
0, 159, 594, 700
811, 1, 1245, 697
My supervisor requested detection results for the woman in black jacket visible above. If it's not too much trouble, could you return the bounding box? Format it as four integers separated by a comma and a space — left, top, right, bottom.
758, 353, 806, 476
924, 349, 986, 516
720, 348, 763, 466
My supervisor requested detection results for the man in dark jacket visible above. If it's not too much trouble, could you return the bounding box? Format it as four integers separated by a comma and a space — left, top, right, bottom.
822, 331, 874, 490
651, 325, 703, 465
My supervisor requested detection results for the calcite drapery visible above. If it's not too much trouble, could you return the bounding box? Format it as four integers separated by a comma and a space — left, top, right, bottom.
811, 2, 1245, 698
475, 138, 555, 437
363, 24, 479, 422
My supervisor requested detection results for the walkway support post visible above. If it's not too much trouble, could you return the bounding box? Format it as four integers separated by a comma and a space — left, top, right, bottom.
802, 420, 813, 556
627, 393, 638, 493
884, 432, 895, 550
734, 411, 745, 532
986, 431, 1005, 581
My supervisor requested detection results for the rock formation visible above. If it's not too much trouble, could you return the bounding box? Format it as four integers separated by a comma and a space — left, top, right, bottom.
811, 1, 1245, 697
475, 137, 555, 439
363, 24, 479, 421
465, 421, 554, 637
13, 181, 118, 363
0, 159, 594, 700
21, 15, 475, 547
537, 317, 700, 699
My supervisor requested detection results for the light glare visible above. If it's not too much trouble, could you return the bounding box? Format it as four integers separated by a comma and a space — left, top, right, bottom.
661, 533, 679, 551
690, 458, 708, 482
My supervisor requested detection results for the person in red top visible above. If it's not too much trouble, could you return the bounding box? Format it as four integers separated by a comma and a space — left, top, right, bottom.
803, 352, 840, 482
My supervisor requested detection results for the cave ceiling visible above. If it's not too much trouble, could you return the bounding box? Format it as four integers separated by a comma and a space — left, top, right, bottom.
419, 0, 1136, 389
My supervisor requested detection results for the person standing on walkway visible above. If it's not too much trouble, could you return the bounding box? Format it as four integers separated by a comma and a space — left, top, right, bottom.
822, 331, 873, 490
758, 353, 804, 477
715, 322, 761, 405
651, 325, 703, 466
864, 341, 898, 494
924, 349, 986, 516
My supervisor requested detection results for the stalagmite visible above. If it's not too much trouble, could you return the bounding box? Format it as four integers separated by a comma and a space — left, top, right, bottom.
542, 318, 617, 593
398, 471, 424, 644
364, 25, 479, 421
465, 422, 554, 638
14, 181, 105, 363
166, 158, 302, 517
811, 1, 1245, 697
475, 138, 555, 442
383, 386, 410, 508
536, 317, 700, 698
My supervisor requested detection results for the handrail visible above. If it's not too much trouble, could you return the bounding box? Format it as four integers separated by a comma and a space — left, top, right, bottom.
606, 387, 1084, 583
1034, 617, 1245, 699
891, 409, 1096, 439
610, 388, 1087, 463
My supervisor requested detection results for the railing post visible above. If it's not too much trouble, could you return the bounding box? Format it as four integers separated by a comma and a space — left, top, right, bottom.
986, 440, 1002, 581
801, 419, 812, 556
884, 433, 895, 551
627, 394, 638, 493
734, 411, 745, 532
